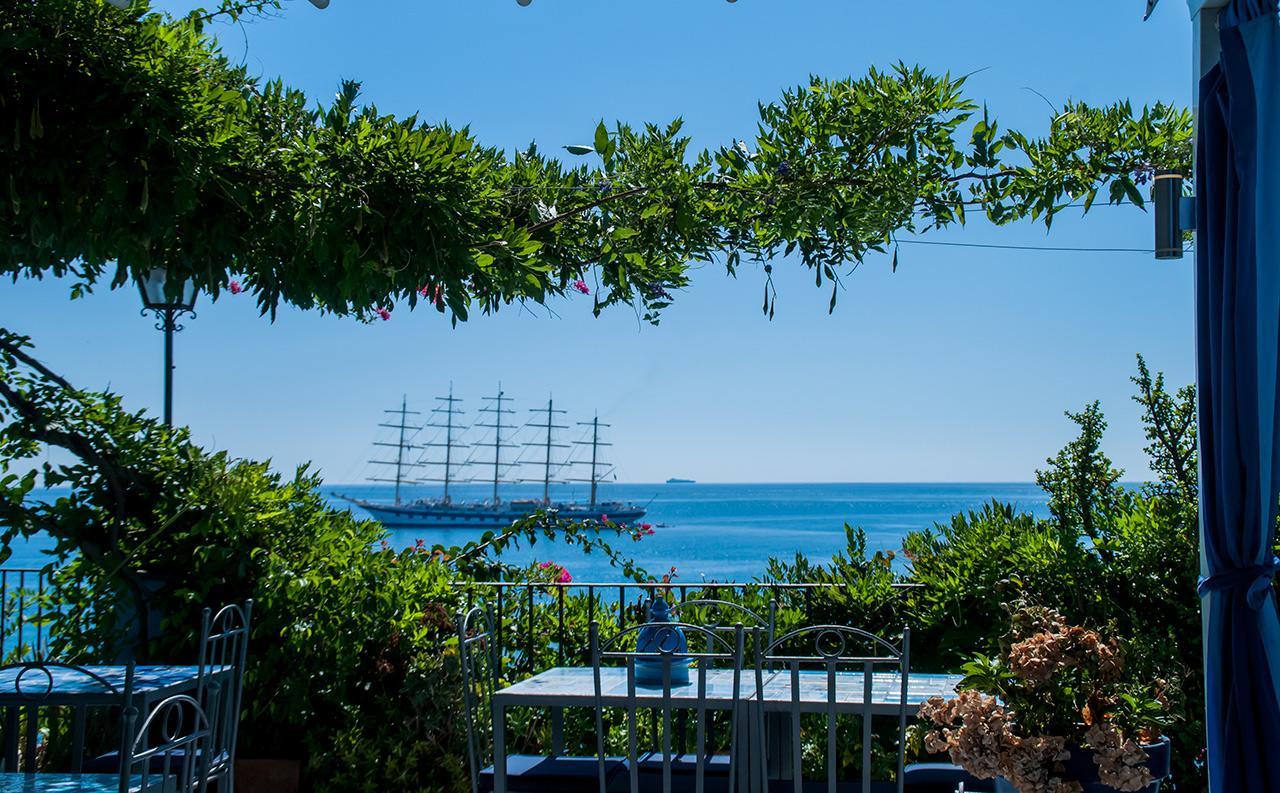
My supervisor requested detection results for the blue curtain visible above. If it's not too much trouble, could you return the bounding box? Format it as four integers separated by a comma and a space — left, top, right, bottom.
1196, 1, 1280, 790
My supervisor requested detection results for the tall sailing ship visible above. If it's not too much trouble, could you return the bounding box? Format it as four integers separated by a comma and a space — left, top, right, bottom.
335, 387, 646, 529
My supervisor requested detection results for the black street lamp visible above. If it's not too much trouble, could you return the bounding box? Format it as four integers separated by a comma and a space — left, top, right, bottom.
138, 269, 197, 428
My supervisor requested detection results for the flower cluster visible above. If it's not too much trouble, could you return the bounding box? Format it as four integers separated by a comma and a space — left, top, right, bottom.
571, 279, 591, 295
1008, 613, 1123, 685
537, 560, 573, 584
227, 279, 243, 295
1085, 724, 1156, 792
921, 692, 1079, 793
374, 306, 392, 321
627, 522, 656, 540
920, 608, 1165, 793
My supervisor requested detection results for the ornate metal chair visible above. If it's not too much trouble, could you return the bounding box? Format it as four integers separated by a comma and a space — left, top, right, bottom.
127, 694, 213, 793
589, 619, 746, 793
668, 597, 776, 646
459, 606, 620, 793
195, 600, 252, 791
752, 625, 911, 793
666, 597, 774, 779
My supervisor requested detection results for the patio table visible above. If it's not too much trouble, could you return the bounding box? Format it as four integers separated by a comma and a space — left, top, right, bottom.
490, 666, 964, 793
0, 665, 228, 776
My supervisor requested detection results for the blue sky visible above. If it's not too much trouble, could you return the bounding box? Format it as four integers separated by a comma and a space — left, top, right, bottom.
3, 0, 1196, 484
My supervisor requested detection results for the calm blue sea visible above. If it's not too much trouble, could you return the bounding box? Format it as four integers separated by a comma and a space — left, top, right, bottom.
7, 483, 1050, 581
326, 482, 1051, 582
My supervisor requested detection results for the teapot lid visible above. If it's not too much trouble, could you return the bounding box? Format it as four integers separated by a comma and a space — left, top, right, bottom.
648, 597, 671, 622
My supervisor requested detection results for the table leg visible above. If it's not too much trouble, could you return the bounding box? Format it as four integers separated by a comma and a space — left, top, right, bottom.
551, 707, 564, 756
494, 700, 507, 793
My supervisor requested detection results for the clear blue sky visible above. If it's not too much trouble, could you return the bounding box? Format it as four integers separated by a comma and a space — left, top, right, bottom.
2, 0, 1196, 484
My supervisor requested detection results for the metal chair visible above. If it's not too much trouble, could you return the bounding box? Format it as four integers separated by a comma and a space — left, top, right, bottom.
589, 619, 746, 793
0, 661, 137, 776
127, 694, 213, 793
665, 598, 773, 779
753, 625, 911, 793
195, 600, 252, 791
459, 606, 620, 793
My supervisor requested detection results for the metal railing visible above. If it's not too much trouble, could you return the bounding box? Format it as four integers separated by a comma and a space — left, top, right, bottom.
0, 568, 51, 660
460, 580, 920, 677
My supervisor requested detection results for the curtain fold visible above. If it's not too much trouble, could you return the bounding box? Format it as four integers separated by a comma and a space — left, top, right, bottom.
1196, 1, 1280, 790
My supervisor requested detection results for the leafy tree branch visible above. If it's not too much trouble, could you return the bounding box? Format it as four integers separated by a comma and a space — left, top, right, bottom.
3, 1, 1193, 323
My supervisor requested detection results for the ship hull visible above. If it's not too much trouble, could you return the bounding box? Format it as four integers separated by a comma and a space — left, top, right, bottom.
340, 497, 646, 530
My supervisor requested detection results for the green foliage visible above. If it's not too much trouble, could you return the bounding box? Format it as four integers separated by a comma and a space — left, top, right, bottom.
2, 1, 1193, 321
765, 361, 1204, 789
1035, 401, 1133, 548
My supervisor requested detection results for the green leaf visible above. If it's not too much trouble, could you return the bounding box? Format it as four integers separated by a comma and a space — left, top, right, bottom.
563, 144, 594, 156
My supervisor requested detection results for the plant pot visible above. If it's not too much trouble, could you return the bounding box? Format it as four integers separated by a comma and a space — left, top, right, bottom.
994, 737, 1172, 793
235, 758, 301, 793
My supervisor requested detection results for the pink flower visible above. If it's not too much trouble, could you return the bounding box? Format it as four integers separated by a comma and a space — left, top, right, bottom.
572, 279, 590, 295
419, 284, 443, 305
600, 514, 609, 523
557, 567, 573, 584
228, 279, 243, 295
375, 307, 392, 321
539, 561, 552, 570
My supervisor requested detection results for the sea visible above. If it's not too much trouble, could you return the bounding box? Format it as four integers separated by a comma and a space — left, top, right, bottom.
5, 483, 1051, 581
325, 482, 1052, 582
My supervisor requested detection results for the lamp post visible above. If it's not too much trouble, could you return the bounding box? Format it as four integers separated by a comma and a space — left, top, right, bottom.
138, 269, 198, 427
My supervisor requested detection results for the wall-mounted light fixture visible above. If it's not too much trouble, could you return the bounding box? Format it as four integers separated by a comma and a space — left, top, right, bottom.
1153, 170, 1190, 260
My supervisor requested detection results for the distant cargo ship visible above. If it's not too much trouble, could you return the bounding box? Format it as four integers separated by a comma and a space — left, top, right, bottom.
666, 477, 696, 484
335, 388, 646, 530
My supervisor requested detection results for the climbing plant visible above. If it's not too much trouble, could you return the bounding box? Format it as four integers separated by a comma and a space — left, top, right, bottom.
2, 0, 1193, 322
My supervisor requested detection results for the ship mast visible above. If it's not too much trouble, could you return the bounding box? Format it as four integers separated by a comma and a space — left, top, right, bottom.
475, 386, 517, 504
367, 395, 423, 506
420, 385, 468, 504
522, 397, 568, 504
567, 414, 614, 507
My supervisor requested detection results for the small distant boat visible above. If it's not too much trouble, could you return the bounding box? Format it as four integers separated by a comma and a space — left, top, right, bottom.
335, 388, 646, 530
666, 477, 696, 484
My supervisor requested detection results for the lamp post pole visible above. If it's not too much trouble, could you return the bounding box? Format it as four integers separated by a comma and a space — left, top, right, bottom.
160, 308, 178, 427
138, 270, 197, 428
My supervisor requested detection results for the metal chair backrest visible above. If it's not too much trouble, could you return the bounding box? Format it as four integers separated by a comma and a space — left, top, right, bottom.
590, 619, 746, 793
669, 597, 777, 645
457, 605, 499, 793
754, 625, 911, 793
0, 661, 136, 777
129, 694, 213, 793
196, 599, 251, 782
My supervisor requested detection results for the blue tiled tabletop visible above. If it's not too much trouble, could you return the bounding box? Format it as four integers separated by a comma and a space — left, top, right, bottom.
755, 669, 965, 716
0, 773, 173, 792
497, 666, 756, 708
496, 666, 963, 715
0, 666, 204, 706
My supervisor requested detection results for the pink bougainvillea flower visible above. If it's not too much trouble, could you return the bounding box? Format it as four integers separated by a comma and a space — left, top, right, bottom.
375, 307, 392, 321
572, 279, 590, 295
599, 514, 609, 523
228, 279, 243, 295
539, 561, 552, 570
557, 567, 573, 584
